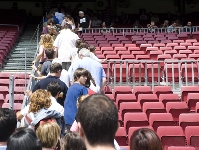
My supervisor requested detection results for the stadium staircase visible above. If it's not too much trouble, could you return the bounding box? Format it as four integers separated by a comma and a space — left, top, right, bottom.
1, 24, 38, 72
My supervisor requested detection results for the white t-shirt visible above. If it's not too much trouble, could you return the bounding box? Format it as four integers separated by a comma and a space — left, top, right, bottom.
54, 29, 79, 62
60, 69, 70, 88
90, 52, 102, 63
21, 96, 64, 121
70, 48, 78, 63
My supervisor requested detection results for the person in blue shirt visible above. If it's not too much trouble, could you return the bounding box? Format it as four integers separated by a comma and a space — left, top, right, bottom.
64, 68, 90, 131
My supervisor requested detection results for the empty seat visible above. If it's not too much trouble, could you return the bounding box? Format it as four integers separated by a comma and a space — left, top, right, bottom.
149, 113, 174, 131
157, 126, 186, 149
168, 146, 195, 150
173, 54, 187, 60
116, 94, 137, 109
124, 113, 149, 132
143, 102, 166, 119
181, 63, 198, 82
179, 113, 199, 131
138, 94, 159, 107
2, 103, 22, 111
114, 86, 132, 98
128, 63, 145, 82
115, 127, 127, 146
153, 86, 173, 97
181, 86, 199, 102
147, 64, 163, 82
187, 93, 199, 111
166, 102, 189, 121
105, 94, 114, 101
159, 94, 180, 107
185, 126, 199, 147
119, 102, 142, 120
133, 86, 153, 99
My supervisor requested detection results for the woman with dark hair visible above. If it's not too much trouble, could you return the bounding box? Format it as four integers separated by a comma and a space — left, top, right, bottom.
7, 128, 42, 150
130, 128, 163, 150
61, 132, 86, 150
64, 68, 89, 131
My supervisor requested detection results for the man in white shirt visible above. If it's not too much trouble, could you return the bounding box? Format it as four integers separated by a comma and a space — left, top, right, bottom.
54, 24, 79, 71
0, 108, 17, 150
16, 81, 64, 125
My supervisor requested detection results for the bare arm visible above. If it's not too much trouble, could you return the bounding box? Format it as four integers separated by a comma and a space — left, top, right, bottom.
100, 77, 107, 94
54, 47, 58, 58
16, 111, 24, 120
33, 45, 44, 63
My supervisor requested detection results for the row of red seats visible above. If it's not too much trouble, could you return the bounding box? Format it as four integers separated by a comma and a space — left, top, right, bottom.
102, 61, 198, 83
104, 86, 199, 103
116, 125, 199, 149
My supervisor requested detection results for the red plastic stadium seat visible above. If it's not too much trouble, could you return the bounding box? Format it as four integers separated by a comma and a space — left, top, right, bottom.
185, 126, 199, 146
119, 102, 142, 120
153, 86, 173, 97
115, 127, 127, 146
150, 50, 163, 60
157, 126, 186, 150
187, 93, 199, 111
143, 102, 166, 119
133, 86, 153, 99
168, 147, 195, 150
114, 86, 132, 98
2, 103, 22, 111
149, 113, 174, 131
124, 113, 149, 131
138, 94, 159, 107
179, 113, 199, 131
116, 94, 137, 109
105, 94, 114, 101
159, 94, 180, 107
181, 86, 199, 102
166, 102, 189, 121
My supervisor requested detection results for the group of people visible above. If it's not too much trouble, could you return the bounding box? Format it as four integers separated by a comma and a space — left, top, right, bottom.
0, 93, 164, 150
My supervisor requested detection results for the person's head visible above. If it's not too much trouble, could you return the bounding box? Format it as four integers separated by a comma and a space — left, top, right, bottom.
187, 21, 192, 26
47, 81, 61, 97
65, 15, 72, 22
89, 45, 96, 53
47, 18, 54, 25
40, 34, 54, 49
7, 128, 42, 150
76, 94, 118, 147
36, 121, 61, 149
172, 21, 177, 27
61, 132, 86, 150
29, 89, 51, 113
77, 95, 89, 108
79, 42, 89, 49
130, 128, 163, 150
64, 23, 72, 30
0, 108, 17, 142
102, 22, 106, 27
75, 39, 84, 48
164, 20, 169, 25
73, 68, 89, 85
45, 48, 55, 59
78, 48, 90, 58
49, 62, 62, 77
79, 11, 84, 17
151, 21, 155, 26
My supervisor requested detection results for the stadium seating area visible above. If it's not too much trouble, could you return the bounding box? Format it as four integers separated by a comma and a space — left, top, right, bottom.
0, 9, 26, 67
0, 72, 29, 111
78, 31, 199, 83
104, 85, 199, 150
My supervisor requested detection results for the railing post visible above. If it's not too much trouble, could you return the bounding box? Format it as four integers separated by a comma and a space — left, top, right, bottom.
37, 25, 39, 51
9, 75, 14, 110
